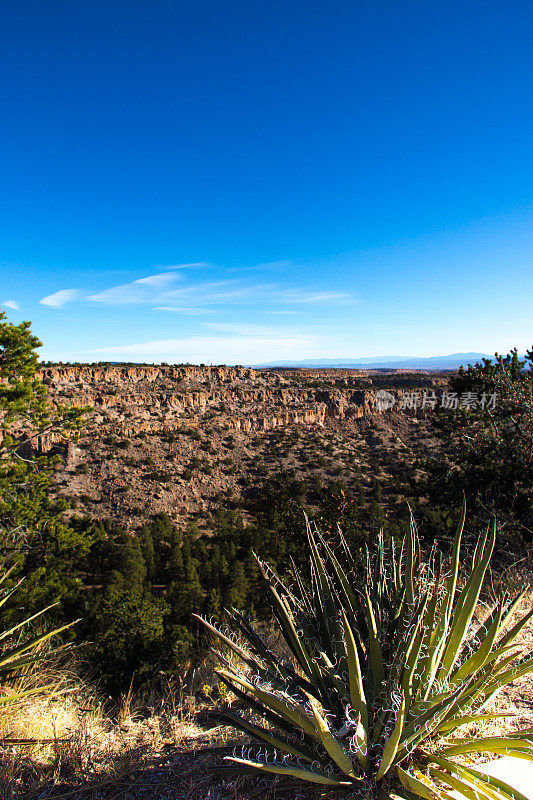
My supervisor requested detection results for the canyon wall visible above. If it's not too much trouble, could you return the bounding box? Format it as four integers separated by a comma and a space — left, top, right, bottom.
35, 364, 448, 447
14, 365, 448, 527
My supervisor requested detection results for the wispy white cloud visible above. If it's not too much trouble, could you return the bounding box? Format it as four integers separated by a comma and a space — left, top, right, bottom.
203, 322, 276, 335
90, 312, 356, 363
43, 262, 355, 317
134, 273, 182, 288
151, 281, 281, 313
278, 290, 353, 304
87, 263, 208, 304
93, 334, 320, 364
2, 299, 19, 310
226, 260, 293, 274
162, 280, 233, 299
153, 306, 215, 315
88, 270, 185, 304
152, 262, 210, 270
84, 260, 355, 310
202, 321, 308, 336
261, 309, 302, 315
39, 289, 80, 308
162, 281, 277, 304
163, 282, 353, 310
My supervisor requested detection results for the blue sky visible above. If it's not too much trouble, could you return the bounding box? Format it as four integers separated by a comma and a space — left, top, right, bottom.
1, 0, 532, 364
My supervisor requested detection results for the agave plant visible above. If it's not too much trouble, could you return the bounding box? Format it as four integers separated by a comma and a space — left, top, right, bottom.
196, 503, 533, 800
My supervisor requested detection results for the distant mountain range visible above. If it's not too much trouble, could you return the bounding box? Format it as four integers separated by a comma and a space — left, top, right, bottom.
255, 352, 494, 370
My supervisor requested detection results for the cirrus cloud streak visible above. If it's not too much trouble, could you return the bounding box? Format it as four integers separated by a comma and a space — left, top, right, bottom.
39, 289, 81, 308
92, 333, 327, 365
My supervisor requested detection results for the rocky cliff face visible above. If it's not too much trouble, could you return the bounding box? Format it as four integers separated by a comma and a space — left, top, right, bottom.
37, 365, 447, 443
33, 365, 447, 527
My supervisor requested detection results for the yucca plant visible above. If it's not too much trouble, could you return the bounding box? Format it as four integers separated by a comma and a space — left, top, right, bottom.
196, 503, 533, 799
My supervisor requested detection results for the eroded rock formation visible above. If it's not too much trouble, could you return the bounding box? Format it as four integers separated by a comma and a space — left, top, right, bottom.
29, 364, 447, 526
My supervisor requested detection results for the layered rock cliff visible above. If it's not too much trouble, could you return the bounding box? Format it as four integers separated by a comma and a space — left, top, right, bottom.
36, 364, 448, 442
32, 365, 447, 527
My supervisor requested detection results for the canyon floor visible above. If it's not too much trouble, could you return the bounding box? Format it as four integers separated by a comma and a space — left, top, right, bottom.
39, 364, 448, 531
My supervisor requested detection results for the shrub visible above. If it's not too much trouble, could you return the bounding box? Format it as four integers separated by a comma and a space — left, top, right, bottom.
145, 469, 171, 483
88, 587, 168, 693
199, 503, 533, 799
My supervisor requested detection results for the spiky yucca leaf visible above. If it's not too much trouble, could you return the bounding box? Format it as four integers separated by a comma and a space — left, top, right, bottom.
197, 503, 533, 799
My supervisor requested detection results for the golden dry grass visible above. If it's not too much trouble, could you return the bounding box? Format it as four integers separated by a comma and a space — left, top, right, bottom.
0, 662, 257, 800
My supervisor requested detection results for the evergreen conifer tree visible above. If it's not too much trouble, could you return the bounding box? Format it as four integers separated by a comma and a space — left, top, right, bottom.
0, 308, 90, 624
139, 525, 155, 581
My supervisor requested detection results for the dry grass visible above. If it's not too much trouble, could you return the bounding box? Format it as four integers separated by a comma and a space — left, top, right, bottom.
0, 686, 306, 800
0, 658, 267, 800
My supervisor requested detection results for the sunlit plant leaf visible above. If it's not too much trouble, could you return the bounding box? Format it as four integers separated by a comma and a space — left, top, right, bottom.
196, 504, 533, 798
